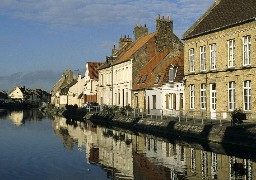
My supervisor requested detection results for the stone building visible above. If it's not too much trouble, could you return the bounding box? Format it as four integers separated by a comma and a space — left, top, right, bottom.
132, 16, 184, 113
182, 0, 256, 120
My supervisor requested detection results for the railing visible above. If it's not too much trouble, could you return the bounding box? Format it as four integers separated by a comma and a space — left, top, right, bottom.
90, 105, 256, 126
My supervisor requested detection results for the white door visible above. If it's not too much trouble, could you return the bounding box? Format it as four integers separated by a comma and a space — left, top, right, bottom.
210, 84, 216, 119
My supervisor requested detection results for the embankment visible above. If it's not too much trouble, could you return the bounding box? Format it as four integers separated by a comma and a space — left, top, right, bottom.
85, 113, 256, 150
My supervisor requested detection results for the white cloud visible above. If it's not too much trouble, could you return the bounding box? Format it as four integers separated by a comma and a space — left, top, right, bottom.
0, 0, 215, 36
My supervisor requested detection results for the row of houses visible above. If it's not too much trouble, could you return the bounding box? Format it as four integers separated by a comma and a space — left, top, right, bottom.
51, 0, 256, 120
0, 86, 51, 104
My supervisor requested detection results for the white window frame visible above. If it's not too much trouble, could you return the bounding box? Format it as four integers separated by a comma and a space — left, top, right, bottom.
228, 81, 236, 111
243, 35, 251, 66
210, 44, 216, 70
189, 48, 195, 72
243, 80, 251, 111
227, 39, 235, 68
190, 84, 195, 109
200, 46, 206, 71
200, 84, 206, 109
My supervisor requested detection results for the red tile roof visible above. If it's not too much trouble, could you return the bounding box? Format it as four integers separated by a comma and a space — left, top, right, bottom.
133, 51, 184, 90
87, 62, 102, 79
113, 33, 156, 65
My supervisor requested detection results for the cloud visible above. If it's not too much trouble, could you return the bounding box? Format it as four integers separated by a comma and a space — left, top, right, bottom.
0, 0, 214, 29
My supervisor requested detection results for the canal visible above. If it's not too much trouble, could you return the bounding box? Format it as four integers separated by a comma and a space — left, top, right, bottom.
0, 110, 255, 180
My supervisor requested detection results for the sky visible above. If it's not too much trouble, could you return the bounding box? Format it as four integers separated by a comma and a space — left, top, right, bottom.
0, 0, 215, 91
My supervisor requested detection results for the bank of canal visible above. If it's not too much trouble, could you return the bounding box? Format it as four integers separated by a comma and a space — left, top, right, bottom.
84, 112, 256, 149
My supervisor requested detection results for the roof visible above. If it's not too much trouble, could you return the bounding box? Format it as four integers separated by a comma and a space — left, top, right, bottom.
183, 0, 256, 40
87, 62, 102, 79
133, 51, 184, 90
60, 80, 78, 95
113, 33, 156, 65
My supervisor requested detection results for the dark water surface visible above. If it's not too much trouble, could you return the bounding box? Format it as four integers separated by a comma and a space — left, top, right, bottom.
0, 110, 255, 180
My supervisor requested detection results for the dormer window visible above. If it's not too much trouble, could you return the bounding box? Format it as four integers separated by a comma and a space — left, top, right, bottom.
142, 75, 148, 83
137, 76, 142, 84
154, 75, 161, 84
169, 66, 177, 83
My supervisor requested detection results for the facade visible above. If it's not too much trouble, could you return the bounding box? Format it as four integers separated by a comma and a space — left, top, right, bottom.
132, 16, 184, 115
67, 75, 85, 107
84, 62, 102, 103
183, 0, 256, 120
51, 69, 76, 106
98, 25, 153, 107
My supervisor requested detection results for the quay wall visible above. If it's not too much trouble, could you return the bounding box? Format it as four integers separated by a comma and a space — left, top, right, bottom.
86, 113, 256, 149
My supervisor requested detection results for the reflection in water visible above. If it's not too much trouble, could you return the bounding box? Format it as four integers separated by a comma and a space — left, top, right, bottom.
52, 117, 256, 180
0, 109, 45, 126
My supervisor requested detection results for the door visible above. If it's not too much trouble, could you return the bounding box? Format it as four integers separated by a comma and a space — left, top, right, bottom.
210, 84, 216, 119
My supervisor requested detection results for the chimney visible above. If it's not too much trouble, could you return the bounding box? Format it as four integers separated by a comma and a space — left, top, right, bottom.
133, 24, 148, 41
112, 44, 118, 56
119, 34, 132, 49
156, 15, 173, 51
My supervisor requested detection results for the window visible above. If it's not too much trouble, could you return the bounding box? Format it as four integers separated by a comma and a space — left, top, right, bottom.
227, 39, 235, 68
243, 80, 251, 111
152, 95, 156, 109
190, 84, 195, 109
243, 35, 251, 66
142, 75, 148, 83
169, 66, 177, 82
100, 74, 104, 86
135, 94, 139, 108
210, 44, 216, 70
189, 48, 195, 72
228, 82, 236, 111
169, 93, 176, 110
200, 84, 206, 109
200, 46, 206, 71
154, 75, 161, 84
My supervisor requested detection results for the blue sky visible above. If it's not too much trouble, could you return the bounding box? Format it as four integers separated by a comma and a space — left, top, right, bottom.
0, 0, 214, 91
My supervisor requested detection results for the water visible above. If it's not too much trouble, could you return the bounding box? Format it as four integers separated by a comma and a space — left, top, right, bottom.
0, 110, 255, 180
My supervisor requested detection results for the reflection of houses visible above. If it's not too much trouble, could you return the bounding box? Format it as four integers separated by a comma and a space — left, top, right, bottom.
84, 62, 102, 103
183, 0, 256, 119
9, 111, 24, 126
134, 135, 256, 180
97, 128, 134, 179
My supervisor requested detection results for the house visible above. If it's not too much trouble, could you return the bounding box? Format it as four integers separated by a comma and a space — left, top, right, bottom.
98, 16, 183, 109
84, 62, 102, 103
51, 69, 77, 107
182, 0, 256, 119
98, 34, 134, 107
8, 86, 35, 102
132, 16, 184, 114
133, 49, 184, 116
0, 91, 8, 101
67, 75, 85, 107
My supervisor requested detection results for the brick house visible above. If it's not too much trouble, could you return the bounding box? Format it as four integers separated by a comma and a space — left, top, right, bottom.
182, 0, 256, 119
132, 16, 184, 114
